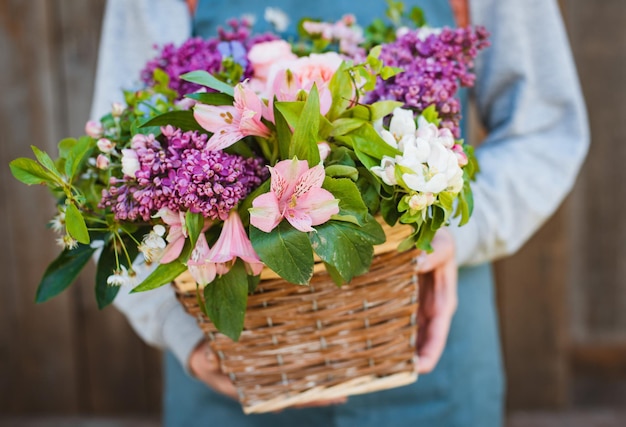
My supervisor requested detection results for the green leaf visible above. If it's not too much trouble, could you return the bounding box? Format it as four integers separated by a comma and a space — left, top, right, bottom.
330, 118, 365, 137
9, 158, 57, 185
131, 260, 187, 292
324, 164, 359, 181
349, 123, 400, 160
65, 136, 93, 181
275, 101, 304, 128
180, 70, 235, 96
58, 138, 78, 158
327, 62, 353, 121
31, 146, 61, 177
273, 103, 292, 160
310, 215, 385, 283
185, 211, 204, 249
290, 85, 321, 165
141, 110, 205, 132
409, 6, 426, 27
36, 244, 96, 303
323, 177, 369, 226
369, 101, 403, 120
203, 260, 248, 341
95, 238, 122, 309
421, 105, 441, 126
250, 221, 314, 285
185, 92, 234, 105
323, 261, 346, 287
65, 203, 90, 244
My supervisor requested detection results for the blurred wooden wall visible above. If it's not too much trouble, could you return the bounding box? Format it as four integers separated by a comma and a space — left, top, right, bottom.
1, 0, 625, 419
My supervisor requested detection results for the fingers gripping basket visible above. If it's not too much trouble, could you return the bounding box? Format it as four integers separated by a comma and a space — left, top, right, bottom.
174, 224, 420, 414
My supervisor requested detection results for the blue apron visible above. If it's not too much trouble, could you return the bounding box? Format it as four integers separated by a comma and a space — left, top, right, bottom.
164, 2, 504, 425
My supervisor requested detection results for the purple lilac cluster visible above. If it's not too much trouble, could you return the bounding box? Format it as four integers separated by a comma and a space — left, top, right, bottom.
367, 26, 489, 137
141, 20, 277, 99
100, 127, 268, 222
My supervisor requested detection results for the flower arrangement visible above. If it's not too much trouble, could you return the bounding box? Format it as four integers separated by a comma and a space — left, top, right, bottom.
10, 4, 488, 341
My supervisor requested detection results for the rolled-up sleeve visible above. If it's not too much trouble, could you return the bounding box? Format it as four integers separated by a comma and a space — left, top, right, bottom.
451, 0, 589, 266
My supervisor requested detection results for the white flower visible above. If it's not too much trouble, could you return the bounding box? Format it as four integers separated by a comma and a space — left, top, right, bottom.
398, 136, 430, 169
138, 226, 167, 263
371, 156, 398, 186
264, 7, 289, 32
97, 138, 115, 153
408, 193, 434, 211
416, 26, 442, 41
389, 108, 416, 139
121, 149, 140, 178
111, 102, 125, 118
379, 129, 398, 149
106, 265, 138, 287
49, 212, 65, 234
56, 234, 78, 250
317, 142, 331, 161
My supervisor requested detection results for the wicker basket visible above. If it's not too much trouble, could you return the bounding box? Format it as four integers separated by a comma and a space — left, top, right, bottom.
173, 221, 420, 414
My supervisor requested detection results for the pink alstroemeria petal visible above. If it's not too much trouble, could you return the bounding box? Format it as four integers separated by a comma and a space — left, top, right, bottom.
294, 163, 326, 198
239, 109, 271, 138
205, 128, 245, 151
249, 192, 282, 232
295, 188, 340, 226
284, 208, 315, 232
194, 104, 238, 134
160, 234, 185, 263
272, 158, 309, 202
187, 234, 217, 286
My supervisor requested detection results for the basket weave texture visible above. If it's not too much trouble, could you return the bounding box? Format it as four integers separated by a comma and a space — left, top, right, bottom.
174, 225, 420, 414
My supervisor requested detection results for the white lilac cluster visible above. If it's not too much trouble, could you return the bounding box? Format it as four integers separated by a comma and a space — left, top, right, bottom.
371, 108, 467, 212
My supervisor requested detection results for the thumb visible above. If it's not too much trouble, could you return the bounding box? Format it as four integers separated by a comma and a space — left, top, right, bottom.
415, 230, 455, 274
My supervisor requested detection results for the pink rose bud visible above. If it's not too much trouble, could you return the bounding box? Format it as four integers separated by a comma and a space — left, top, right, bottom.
111, 102, 125, 118
452, 144, 468, 167
96, 154, 109, 170
96, 138, 115, 153
85, 120, 103, 138
342, 14, 356, 26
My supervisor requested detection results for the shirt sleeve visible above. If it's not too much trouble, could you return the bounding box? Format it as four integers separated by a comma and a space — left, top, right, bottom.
450, 0, 589, 266
91, 0, 203, 372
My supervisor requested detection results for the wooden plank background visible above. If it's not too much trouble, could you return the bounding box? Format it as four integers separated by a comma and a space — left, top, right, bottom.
1, 0, 624, 418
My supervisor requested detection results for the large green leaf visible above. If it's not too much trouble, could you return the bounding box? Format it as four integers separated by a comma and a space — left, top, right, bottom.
36, 244, 96, 303
250, 221, 314, 285
323, 177, 368, 226
131, 260, 187, 293
203, 261, 248, 341
141, 110, 205, 132
327, 62, 353, 121
9, 158, 57, 185
185, 92, 234, 105
65, 136, 93, 181
95, 240, 121, 309
310, 216, 385, 283
185, 211, 205, 249
289, 86, 321, 165
65, 203, 90, 244
349, 123, 400, 160
180, 71, 235, 96
31, 146, 61, 177
273, 103, 292, 160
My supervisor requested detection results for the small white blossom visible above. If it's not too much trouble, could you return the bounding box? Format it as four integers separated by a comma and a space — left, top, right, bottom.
85, 120, 103, 138
370, 156, 397, 186
106, 265, 138, 287
49, 212, 65, 234
96, 154, 109, 170
97, 138, 115, 153
121, 149, 140, 178
389, 108, 416, 140
264, 7, 289, 32
111, 102, 125, 118
138, 226, 167, 263
56, 234, 78, 250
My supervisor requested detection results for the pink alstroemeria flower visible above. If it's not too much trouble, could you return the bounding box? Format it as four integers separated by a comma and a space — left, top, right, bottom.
187, 233, 217, 286
155, 208, 187, 264
193, 83, 271, 151
207, 210, 264, 276
250, 158, 340, 233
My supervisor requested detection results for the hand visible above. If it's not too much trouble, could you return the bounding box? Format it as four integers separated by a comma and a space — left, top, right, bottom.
415, 227, 458, 374
189, 340, 348, 408
188, 340, 238, 399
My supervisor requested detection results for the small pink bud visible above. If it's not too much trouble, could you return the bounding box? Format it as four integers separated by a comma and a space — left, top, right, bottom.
317, 142, 331, 161
111, 102, 125, 118
96, 154, 109, 170
342, 14, 356, 26
85, 120, 103, 138
452, 144, 468, 167
96, 138, 115, 153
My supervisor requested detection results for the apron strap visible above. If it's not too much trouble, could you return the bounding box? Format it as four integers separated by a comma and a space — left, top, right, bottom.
449, 0, 470, 26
